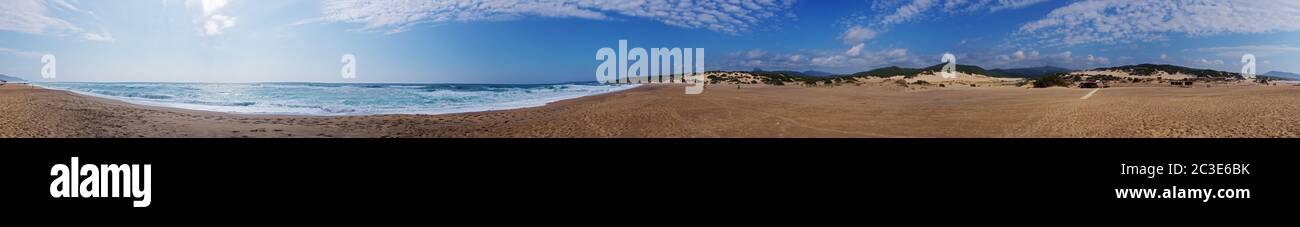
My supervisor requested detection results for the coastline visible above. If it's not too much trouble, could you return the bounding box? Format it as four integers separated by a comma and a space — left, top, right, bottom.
27, 82, 640, 116
4, 83, 1300, 138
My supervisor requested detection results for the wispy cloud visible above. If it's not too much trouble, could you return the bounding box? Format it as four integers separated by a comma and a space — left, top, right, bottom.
1193, 58, 1226, 67
840, 26, 877, 45
724, 1, 1049, 72
877, 0, 936, 26
845, 43, 866, 57
1194, 45, 1300, 58
82, 31, 113, 41
1085, 54, 1110, 65
994, 50, 1040, 62
304, 0, 799, 35
0, 0, 113, 41
986, 49, 1079, 68
0, 47, 45, 59
811, 0, 1047, 70
1018, 0, 1300, 47
840, 0, 1045, 44
872, 0, 1046, 26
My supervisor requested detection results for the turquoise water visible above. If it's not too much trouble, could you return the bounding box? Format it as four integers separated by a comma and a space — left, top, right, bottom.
33, 82, 638, 116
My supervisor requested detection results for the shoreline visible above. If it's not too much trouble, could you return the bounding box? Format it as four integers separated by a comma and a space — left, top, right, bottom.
4, 83, 1300, 138
1, 83, 665, 137
27, 82, 641, 117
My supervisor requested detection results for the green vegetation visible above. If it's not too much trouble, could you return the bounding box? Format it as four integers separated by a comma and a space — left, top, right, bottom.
707, 63, 1056, 88
849, 66, 922, 78
1015, 80, 1030, 87
705, 70, 858, 87
989, 66, 1073, 79
844, 64, 1018, 79
1032, 73, 1071, 88
701, 63, 1242, 88
1093, 64, 1239, 78
920, 63, 1016, 78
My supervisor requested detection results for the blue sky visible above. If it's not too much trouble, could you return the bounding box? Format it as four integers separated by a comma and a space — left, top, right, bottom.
2, 0, 1299, 83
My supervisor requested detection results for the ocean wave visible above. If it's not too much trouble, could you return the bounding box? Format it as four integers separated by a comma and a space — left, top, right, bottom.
83, 89, 176, 100
32, 82, 639, 116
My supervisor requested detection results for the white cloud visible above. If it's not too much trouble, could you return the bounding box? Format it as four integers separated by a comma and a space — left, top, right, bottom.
983, 0, 1050, 12
787, 54, 805, 62
1194, 45, 1300, 58
201, 0, 228, 16
810, 48, 913, 68
1018, 0, 1300, 47
1054, 51, 1072, 61
0, 0, 75, 34
1199, 58, 1225, 66
875, 0, 1047, 26
993, 49, 1042, 63
744, 49, 768, 59
989, 48, 1085, 68
985, 50, 1077, 68
309, 0, 799, 35
880, 0, 936, 25
82, 32, 113, 42
846, 43, 866, 57
1005, 50, 1040, 61
1086, 54, 1110, 64
204, 14, 236, 35
721, 46, 919, 71
1185, 45, 1299, 70
0, 0, 113, 42
840, 26, 878, 44
842, 0, 1046, 48
188, 0, 237, 36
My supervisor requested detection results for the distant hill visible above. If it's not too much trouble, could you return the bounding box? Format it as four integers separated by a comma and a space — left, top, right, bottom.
705, 63, 1258, 87
800, 70, 836, 77
704, 69, 832, 85
848, 66, 920, 78
989, 66, 1074, 79
1264, 71, 1300, 80
748, 68, 838, 77
848, 64, 1016, 78
0, 74, 28, 82
1088, 64, 1239, 78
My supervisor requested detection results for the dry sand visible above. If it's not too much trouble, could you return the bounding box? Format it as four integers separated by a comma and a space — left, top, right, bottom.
3, 83, 1300, 138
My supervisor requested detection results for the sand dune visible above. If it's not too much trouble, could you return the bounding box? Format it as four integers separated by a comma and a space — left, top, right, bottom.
1072, 70, 1198, 80
3, 83, 1300, 138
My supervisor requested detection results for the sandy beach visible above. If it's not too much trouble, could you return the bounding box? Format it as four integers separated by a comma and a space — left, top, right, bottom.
3, 83, 1300, 138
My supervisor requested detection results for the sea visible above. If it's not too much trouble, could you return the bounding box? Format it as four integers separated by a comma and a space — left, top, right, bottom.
31, 82, 640, 116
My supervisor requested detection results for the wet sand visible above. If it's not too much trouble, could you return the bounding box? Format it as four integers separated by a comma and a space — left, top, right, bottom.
3, 83, 1300, 138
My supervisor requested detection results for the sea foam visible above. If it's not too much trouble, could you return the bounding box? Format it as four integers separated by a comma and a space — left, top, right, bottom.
32, 82, 639, 116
